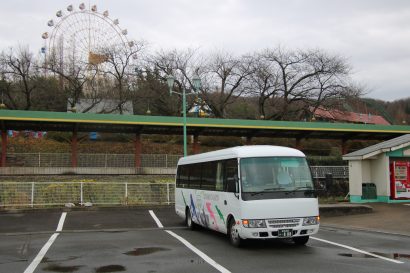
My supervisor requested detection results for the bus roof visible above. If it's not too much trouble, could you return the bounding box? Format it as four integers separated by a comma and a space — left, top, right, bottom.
178, 145, 305, 165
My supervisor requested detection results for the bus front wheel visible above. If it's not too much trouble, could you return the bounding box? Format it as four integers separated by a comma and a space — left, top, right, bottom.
293, 236, 309, 245
228, 218, 242, 247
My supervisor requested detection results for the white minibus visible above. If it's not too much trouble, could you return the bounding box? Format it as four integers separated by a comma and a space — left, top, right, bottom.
175, 145, 320, 247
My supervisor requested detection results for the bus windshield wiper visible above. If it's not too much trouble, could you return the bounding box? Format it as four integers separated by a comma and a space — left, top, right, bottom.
263, 187, 285, 191
285, 186, 314, 194
248, 187, 284, 196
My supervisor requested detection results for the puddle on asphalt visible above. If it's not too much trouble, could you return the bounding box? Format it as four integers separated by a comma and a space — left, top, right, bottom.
43, 264, 83, 272
41, 256, 79, 263
95, 265, 126, 273
123, 247, 169, 256
339, 252, 410, 260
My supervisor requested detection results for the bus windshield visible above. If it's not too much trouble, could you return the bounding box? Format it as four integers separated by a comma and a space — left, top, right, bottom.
240, 157, 314, 193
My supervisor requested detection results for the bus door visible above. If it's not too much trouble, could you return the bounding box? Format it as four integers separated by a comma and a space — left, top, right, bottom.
222, 159, 241, 232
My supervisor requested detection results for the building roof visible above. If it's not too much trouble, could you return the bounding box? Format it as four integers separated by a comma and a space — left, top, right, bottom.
312, 107, 390, 125
178, 145, 305, 165
343, 134, 410, 160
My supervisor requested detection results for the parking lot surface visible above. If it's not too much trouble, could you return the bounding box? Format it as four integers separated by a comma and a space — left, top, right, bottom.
1, 206, 410, 273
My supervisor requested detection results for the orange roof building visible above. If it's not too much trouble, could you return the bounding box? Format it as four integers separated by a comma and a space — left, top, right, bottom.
311, 107, 390, 125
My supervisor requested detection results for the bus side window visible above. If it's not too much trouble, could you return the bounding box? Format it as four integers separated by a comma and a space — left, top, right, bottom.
225, 159, 238, 192
180, 165, 189, 188
202, 162, 216, 190
215, 161, 224, 191
190, 163, 201, 189
176, 166, 181, 187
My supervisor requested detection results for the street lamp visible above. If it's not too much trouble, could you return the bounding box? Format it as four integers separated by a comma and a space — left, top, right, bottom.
167, 75, 201, 156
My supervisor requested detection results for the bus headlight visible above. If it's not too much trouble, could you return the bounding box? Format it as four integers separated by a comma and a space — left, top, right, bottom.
242, 219, 266, 228
303, 216, 320, 226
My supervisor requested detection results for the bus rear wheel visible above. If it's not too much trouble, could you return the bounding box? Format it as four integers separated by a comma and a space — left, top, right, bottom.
293, 236, 309, 245
186, 209, 196, 230
228, 218, 242, 247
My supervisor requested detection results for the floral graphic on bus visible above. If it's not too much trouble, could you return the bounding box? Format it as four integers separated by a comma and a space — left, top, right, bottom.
206, 202, 219, 231
215, 205, 225, 225
190, 194, 199, 222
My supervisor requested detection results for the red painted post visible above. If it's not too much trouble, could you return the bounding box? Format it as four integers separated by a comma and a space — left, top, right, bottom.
341, 139, 348, 155
295, 138, 302, 151
135, 133, 142, 168
1, 130, 7, 167
71, 129, 78, 168
246, 136, 252, 145
193, 134, 200, 154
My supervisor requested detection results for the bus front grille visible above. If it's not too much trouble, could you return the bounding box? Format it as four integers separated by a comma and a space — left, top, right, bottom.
267, 218, 301, 229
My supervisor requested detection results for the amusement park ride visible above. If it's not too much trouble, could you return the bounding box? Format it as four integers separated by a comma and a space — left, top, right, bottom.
40, 3, 137, 113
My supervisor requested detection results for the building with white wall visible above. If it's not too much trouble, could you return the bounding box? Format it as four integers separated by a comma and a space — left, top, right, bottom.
343, 134, 410, 203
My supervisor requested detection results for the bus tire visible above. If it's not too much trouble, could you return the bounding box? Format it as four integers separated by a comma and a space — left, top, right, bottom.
186, 208, 196, 230
293, 236, 309, 246
228, 218, 242, 247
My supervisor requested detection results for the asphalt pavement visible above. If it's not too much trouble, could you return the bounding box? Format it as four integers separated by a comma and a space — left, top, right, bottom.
0, 205, 409, 273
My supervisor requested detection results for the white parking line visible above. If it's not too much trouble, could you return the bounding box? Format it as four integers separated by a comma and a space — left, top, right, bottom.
23, 233, 60, 273
149, 210, 231, 273
23, 212, 67, 273
148, 210, 164, 228
311, 236, 404, 264
56, 212, 67, 232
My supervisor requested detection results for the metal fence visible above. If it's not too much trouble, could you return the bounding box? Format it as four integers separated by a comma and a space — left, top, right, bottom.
5, 153, 348, 177
6, 153, 182, 168
310, 166, 349, 178
0, 166, 349, 208
0, 182, 175, 207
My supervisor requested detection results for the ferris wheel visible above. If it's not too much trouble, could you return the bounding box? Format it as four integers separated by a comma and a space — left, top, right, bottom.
41, 3, 136, 69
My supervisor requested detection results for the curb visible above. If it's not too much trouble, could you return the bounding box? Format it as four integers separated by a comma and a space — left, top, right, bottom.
321, 223, 410, 238
319, 204, 373, 217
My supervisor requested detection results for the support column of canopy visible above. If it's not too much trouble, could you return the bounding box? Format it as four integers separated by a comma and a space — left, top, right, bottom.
71, 125, 78, 168
192, 134, 200, 154
1, 130, 7, 167
135, 133, 142, 168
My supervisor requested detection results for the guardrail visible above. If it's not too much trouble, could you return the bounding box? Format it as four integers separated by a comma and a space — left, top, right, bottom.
5, 153, 181, 168
4, 153, 348, 176
0, 182, 175, 208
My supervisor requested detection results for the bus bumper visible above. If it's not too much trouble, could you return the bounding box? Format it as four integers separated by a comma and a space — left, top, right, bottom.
238, 224, 320, 240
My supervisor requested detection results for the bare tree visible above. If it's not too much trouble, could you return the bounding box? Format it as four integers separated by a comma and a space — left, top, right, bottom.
201, 51, 254, 118
246, 53, 281, 119
0, 46, 39, 110
262, 47, 357, 120
101, 41, 145, 114
46, 51, 100, 112
149, 48, 203, 116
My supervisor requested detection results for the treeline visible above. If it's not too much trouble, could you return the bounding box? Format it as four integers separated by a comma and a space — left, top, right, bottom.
0, 44, 407, 123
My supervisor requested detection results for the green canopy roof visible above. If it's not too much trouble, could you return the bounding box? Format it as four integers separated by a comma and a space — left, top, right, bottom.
1, 109, 410, 140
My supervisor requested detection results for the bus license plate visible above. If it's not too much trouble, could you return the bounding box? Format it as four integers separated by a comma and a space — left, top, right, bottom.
278, 229, 292, 238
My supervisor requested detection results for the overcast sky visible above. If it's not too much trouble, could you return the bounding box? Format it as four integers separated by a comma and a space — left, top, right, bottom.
0, 0, 409, 101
